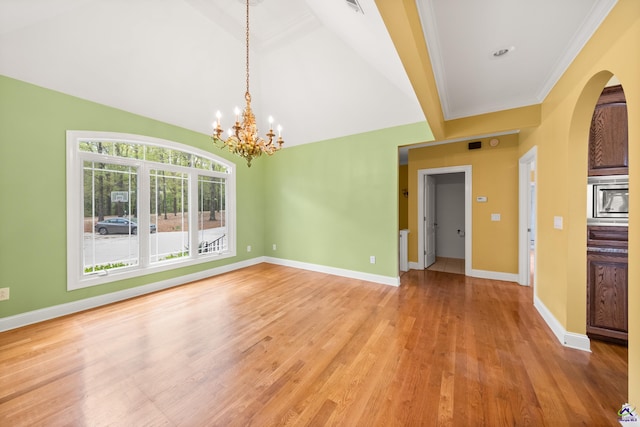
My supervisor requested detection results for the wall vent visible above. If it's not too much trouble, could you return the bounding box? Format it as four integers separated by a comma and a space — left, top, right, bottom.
346, 0, 364, 14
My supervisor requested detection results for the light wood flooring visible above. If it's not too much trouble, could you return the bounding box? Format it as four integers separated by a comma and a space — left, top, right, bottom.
427, 256, 465, 274
0, 264, 627, 426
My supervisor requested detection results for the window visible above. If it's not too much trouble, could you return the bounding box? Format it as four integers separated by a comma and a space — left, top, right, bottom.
67, 131, 235, 290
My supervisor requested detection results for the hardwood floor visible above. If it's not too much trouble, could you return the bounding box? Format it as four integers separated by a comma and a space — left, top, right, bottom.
426, 257, 465, 274
0, 264, 627, 426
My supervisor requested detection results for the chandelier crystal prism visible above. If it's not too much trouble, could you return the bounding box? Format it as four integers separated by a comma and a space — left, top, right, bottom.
212, 0, 283, 167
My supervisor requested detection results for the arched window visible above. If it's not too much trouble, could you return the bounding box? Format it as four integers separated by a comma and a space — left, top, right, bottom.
66, 131, 236, 290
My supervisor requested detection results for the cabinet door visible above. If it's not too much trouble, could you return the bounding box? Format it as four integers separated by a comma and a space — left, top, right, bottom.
586, 251, 628, 342
588, 85, 628, 176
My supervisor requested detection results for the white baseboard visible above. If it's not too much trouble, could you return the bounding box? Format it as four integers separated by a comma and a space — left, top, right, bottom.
534, 294, 591, 352
0, 257, 400, 332
407, 263, 520, 284
405, 264, 591, 352
469, 269, 520, 283
264, 257, 400, 287
11, 255, 581, 347
0, 257, 265, 333
408, 261, 421, 270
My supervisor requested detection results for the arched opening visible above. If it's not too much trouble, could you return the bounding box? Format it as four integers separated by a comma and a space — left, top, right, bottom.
567, 69, 628, 387
585, 78, 629, 344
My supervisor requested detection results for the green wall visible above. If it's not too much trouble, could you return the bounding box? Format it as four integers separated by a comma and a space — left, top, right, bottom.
264, 123, 431, 277
0, 75, 265, 318
0, 75, 432, 320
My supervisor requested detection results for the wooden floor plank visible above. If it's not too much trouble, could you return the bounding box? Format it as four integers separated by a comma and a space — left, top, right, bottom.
0, 264, 628, 426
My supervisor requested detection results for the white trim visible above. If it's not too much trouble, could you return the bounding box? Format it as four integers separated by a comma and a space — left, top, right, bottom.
534, 0, 618, 104
534, 294, 591, 352
399, 229, 410, 272
564, 332, 592, 352
264, 257, 400, 287
1, 258, 400, 332
408, 261, 422, 270
518, 146, 537, 287
66, 130, 237, 291
1, 254, 592, 354
408, 263, 518, 283
417, 166, 472, 274
416, 0, 617, 119
0, 257, 264, 333
469, 269, 519, 283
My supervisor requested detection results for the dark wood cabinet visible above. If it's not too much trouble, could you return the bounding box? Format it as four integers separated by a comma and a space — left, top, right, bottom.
588, 85, 628, 176
586, 226, 628, 344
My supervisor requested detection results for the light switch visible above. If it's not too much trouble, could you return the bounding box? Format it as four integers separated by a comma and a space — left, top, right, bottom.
554, 216, 563, 230
476, 196, 487, 203
491, 213, 501, 221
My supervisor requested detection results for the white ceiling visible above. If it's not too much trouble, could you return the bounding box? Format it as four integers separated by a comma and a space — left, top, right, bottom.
416, 0, 618, 120
0, 0, 618, 148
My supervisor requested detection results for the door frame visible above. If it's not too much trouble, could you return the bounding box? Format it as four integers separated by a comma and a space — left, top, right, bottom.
518, 146, 537, 287
425, 175, 437, 267
417, 166, 472, 274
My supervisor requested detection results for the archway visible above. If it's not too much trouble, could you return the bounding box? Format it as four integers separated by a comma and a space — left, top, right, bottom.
565, 71, 614, 341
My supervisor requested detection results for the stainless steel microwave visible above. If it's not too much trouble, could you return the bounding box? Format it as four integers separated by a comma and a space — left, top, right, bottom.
587, 175, 628, 224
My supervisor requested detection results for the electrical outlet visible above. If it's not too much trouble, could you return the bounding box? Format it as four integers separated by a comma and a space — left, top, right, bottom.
370, 256, 376, 264
272, 244, 277, 251
0, 287, 9, 301
247, 245, 252, 252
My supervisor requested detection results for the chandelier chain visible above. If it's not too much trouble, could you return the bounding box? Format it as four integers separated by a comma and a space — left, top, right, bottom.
245, 0, 250, 95
211, 0, 283, 167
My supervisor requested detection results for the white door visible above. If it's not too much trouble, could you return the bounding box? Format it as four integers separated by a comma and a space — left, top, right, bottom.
425, 175, 436, 267
518, 147, 537, 287
527, 166, 536, 286
418, 166, 471, 275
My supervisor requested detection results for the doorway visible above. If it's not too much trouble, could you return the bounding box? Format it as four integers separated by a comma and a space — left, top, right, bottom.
518, 146, 537, 288
417, 166, 472, 275
426, 173, 466, 273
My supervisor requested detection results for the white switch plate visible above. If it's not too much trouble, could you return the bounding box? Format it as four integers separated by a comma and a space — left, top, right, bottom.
554, 216, 563, 230
476, 196, 487, 202
370, 256, 376, 264
247, 245, 252, 252
272, 244, 277, 251
491, 213, 501, 221
0, 288, 9, 301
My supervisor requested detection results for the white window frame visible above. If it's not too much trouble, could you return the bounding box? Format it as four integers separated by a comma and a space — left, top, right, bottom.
66, 131, 236, 291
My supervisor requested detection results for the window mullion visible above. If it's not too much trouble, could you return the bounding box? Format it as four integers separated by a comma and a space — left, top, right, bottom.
138, 163, 151, 268
68, 130, 235, 291
189, 171, 199, 259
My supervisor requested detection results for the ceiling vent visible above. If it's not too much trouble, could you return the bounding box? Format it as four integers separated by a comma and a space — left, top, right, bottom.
345, 0, 364, 14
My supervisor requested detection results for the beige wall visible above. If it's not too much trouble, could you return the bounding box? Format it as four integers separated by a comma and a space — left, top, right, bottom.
407, 133, 519, 273
517, 0, 640, 402
382, 0, 639, 402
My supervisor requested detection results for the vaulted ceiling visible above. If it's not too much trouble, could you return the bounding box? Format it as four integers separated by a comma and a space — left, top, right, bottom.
0, 0, 618, 149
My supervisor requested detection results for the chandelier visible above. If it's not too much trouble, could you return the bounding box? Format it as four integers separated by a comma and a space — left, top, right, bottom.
212, 0, 284, 167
